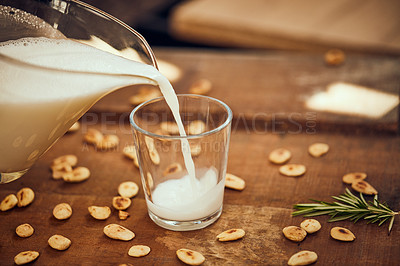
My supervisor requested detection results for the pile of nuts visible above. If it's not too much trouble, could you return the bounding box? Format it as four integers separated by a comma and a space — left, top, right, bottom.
268, 142, 379, 195
0, 187, 34, 211
342, 172, 377, 195
175, 228, 245, 265
84, 128, 119, 150
50, 155, 90, 183
269, 142, 330, 177
2, 175, 144, 265
283, 219, 321, 243
283, 218, 356, 265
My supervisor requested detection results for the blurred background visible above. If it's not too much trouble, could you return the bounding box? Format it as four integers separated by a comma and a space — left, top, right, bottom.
83, 0, 399, 134
85, 0, 400, 54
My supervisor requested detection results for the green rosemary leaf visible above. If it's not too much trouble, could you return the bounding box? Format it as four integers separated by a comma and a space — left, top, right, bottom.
313, 206, 344, 210
328, 213, 356, 222
359, 193, 368, 207
377, 214, 393, 219
310, 199, 334, 206
293, 203, 324, 207
368, 206, 390, 214
332, 196, 359, 207
373, 195, 379, 207
378, 216, 390, 226
388, 216, 395, 234
368, 217, 381, 224
378, 202, 393, 212
344, 188, 360, 202
364, 214, 377, 220
351, 213, 368, 223
291, 208, 316, 216
303, 210, 334, 217
330, 212, 338, 218
332, 201, 356, 208
341, 209, 369, 213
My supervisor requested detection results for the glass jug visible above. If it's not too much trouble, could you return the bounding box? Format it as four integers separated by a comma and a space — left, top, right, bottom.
0, 0, 158, 183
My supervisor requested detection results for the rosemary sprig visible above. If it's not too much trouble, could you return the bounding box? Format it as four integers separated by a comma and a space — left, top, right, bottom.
292, 188, 399, 234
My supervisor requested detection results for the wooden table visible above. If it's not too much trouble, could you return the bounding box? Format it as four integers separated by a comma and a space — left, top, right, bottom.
1, 49, 399, 265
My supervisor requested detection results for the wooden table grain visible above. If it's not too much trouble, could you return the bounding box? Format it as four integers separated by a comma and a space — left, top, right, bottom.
0, 49, 399, 265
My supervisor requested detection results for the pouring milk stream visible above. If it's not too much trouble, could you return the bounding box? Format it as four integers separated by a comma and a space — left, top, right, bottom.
0, 36, 217, 218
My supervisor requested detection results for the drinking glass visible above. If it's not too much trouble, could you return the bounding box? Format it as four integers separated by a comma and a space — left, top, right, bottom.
130, 94, 233, 231
0, 0, 157, 183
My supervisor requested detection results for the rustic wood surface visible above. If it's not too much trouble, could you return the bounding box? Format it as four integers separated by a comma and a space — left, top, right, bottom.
0, 49, 399, 265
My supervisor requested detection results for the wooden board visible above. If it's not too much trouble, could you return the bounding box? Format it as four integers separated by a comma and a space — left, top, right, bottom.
92, 48, 400, 133
169, 0, 400, 54
0, 121, 399, 265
